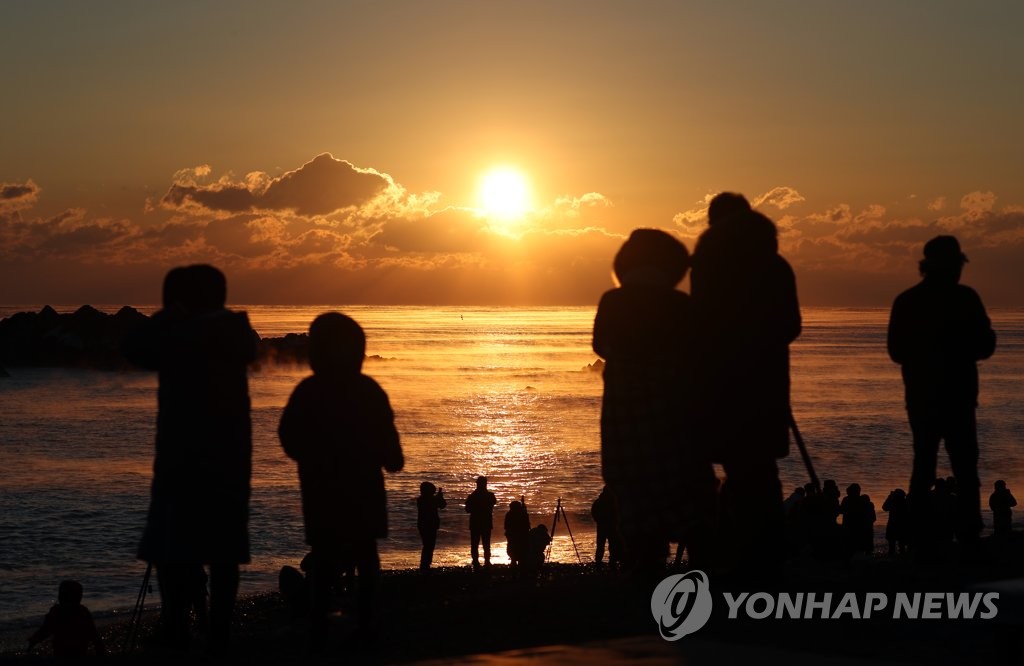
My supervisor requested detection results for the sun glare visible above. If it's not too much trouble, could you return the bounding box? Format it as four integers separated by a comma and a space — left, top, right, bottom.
478, 167, 532, 222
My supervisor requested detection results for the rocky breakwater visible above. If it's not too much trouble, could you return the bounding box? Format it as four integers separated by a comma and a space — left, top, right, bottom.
0, 306, 312, 371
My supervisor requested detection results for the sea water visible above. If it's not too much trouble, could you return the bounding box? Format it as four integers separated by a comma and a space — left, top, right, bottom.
1, 305, 1022, 625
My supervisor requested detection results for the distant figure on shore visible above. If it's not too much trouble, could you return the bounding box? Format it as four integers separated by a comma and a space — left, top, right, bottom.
990, 480, 1017, 536
503, 500, 531, 567
690, 193, 802, 573
882, 488, 910, 557
523, 524, 552, 575
591, 486, 623, 569
465, 476, 498, 569
279, 312, 404, 649
593, 228, 716, 576
27, 580, 107, 659
121, 264, 256, 653
888, 235, 996, 547
416, 482, 447, 571
839, 485, 876, 556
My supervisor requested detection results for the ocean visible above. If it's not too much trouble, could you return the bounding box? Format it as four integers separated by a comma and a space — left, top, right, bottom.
1, 305, 1022, 627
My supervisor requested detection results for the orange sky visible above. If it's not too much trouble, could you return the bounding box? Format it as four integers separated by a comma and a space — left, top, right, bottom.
2, 2, 1023, 306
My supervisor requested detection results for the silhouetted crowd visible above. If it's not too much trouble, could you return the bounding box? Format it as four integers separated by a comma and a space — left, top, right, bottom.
25, 192, 1007, 661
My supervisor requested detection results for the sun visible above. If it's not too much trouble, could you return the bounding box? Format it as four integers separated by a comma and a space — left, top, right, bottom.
478, 167, 532, 222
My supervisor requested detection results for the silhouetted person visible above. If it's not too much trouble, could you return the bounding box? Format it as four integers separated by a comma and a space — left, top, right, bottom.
888, 235, 996, 547
503, 500, 531, 567
782, 486, 806, 557
882, 488, 910, 557
27, 580, 107, 659
591, 486, 623, 569
990, 480, 1017, 536
279, 312, 404, 650
278, 560, 310, 619
803, 480, 841, 560
593, 228, 716, 576
690, 196, 802, 573
523, 524, 552, 575
465, 476, 498, 569
122, 264, 256, 653
416, 482, 446, 571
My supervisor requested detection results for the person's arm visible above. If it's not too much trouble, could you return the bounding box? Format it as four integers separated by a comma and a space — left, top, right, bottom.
278, 381, 311, 462
967, 289, 996, 361
27, 610, 54, 650
368, 380, 403, 473
436, 491, 446, 510
887, 295, 909, 365
592, 292, 614, 360
85, 609, 107, 657
770, 257, 802, 345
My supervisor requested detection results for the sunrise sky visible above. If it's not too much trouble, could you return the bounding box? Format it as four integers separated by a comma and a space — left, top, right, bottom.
2, 1, 1023, 307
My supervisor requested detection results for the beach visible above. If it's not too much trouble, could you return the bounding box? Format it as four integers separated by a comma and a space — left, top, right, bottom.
5, 533, 1024, 666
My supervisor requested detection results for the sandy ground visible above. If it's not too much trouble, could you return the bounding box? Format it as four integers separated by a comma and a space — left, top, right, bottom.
4, 539, 1024, 665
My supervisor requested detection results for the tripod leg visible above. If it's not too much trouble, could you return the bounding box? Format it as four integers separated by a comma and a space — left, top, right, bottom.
560, 507, 583, 564
126, 563, 152, 651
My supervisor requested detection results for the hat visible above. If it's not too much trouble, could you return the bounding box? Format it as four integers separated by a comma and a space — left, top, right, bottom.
923, 235, 968, 265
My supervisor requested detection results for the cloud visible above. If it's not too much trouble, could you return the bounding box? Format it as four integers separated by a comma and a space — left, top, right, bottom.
673, 187, 807, 237
753, 186, 805, 210
0, 180, 40, 209
159, 153, 393, 216
958, 190, 996, 221
5, 158, 1024, 306
927, 196, 946, 211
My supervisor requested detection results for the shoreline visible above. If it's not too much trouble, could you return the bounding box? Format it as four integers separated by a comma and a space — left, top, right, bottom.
5, 539, 1024, 665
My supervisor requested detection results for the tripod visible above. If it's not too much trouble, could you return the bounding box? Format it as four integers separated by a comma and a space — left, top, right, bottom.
124, 563, 152, 652
789, 410, 821, 492
548, 498, 583, 564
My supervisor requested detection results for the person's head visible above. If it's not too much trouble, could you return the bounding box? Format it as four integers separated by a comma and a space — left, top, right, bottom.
509, 500, 522, 511
919, 235, 967, 284
58, 580, 83, 606
612, 228, 690, 288
162, 264, 228, 314
707, 192, 751, 226
420, 481, 436, 497
846, 483, 861, 497
162, 266, 191, 309
308, 312, 366, 375
995, 480, 1007, 491
476, 476, 488, 490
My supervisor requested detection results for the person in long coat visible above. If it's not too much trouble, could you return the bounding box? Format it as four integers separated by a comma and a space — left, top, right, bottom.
279, 312, 404, 647
689, 194, 802, 572
593, 228, 717, 575
122, 264, 256, 651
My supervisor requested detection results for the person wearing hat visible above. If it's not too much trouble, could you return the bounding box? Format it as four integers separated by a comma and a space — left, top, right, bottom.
887, 235, 996, 548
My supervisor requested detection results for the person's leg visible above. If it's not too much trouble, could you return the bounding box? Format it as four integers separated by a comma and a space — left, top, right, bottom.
155, 563, 191, 649
420, 529, 437, 571
307, 548, 336, 651
470, 526, 481, 566
595, 527, 607, 564
208, 562, 239, 650
908, 410, 942, 546
353, 539, 381, 632
944, 407, 982, 543
482, 529, 492, 565
719, 458, 784, 573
